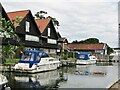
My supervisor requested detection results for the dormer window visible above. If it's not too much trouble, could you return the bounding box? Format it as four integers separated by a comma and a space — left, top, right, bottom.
26, 21, 30, 32
48, 28, 50, 36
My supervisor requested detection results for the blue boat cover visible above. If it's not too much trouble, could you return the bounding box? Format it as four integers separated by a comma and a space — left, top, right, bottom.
19, 50, 49, 68
77, 52, 90, 60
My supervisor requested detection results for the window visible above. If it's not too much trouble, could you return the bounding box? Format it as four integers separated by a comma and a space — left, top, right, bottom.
25, 35, 39, 42
26, 21, 30, 32
79, 55, 85, 59
30, 53, 34, 61
48, 39, 57, 44
48, 28, 50, 36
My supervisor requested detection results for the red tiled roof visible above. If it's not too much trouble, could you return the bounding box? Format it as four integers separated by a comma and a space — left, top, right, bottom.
65, 44, 105, 50
7, 10, 30, 21
35, 18, 51, 33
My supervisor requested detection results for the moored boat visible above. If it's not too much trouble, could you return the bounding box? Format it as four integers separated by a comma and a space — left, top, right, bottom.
76, 52, 97, 65
0, 74, 10, 90
12, 50, 60, 73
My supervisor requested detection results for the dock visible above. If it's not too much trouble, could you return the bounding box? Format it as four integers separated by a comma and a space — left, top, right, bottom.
60, 60, 76, 66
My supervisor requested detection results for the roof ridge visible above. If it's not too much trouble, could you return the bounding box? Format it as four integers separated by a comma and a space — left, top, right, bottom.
67, 43, 104, 44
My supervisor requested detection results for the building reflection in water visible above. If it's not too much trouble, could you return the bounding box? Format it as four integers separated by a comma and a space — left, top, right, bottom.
74, 65, 107, 76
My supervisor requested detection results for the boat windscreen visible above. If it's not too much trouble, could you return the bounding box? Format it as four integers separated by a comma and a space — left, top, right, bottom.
77, 54, 89, 60
40, 52, 49, 58
21, 52, 34, 61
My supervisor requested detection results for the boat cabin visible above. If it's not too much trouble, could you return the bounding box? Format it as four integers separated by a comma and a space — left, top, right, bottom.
19, 50, 49, 68
77, 52, 91, 60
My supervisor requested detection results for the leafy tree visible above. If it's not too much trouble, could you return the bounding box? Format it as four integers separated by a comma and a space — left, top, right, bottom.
72, 40, 78, 44
0, 14, 16, 39
72, 38, 99, 44
47, 16, 60, 26
35, 11, 47, 19
107, 46, 113, 55
2, 44, 18, 59
35, 11, 60, 26
11, 16, 23, 28
0, 14, 21, 63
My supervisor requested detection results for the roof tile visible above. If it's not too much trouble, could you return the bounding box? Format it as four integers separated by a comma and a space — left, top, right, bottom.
65, 44, 105, 50
7, 10, 30, 21
35, 18, 51, 33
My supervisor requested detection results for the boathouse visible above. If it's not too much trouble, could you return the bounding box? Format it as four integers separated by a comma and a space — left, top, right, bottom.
35, 18, 60, 55
7, 10, 41, 48
7, 10, 62, 56
65, 43, 108, 55
0, 3, 67, 57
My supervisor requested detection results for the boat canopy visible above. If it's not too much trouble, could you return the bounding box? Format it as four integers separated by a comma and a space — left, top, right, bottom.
77, 52, 90, 60
19, 50, 49, 68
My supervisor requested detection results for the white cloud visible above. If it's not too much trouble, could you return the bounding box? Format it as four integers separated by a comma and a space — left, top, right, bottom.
1, 1, 119, 48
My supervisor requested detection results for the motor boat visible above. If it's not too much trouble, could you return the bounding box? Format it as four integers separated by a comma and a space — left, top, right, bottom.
13, 50, 60, 73
76, 52, 97, 65
0, 74, 10, 90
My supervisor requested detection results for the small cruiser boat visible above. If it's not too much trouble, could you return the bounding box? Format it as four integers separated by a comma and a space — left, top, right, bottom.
13, 50, 60, 73
0, 74, 10, 90
76, 52, 97, 65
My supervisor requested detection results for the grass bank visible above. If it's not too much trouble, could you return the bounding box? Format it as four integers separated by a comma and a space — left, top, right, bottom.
5, 58, 19, 64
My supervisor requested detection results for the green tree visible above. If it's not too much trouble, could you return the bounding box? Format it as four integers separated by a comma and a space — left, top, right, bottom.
0, 15, 16, 38
35, 11, 60, 26
0, 14, 21, 63
72, 38, 99, 44
47, 16, 60, 26
107, 46, 113, 55
35, 11, 47, 19
2, 44, 18, 59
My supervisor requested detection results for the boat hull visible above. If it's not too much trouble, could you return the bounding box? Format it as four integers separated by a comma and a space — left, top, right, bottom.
13, 62, 60, 73
76, 60, 96, 65
0, 74, 11, 90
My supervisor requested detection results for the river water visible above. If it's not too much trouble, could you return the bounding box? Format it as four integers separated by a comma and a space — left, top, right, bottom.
1, 62, 119, 90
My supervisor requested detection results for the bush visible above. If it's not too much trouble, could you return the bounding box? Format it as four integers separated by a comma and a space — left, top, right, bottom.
63, 55, 68, 60
5, 58, 19, 63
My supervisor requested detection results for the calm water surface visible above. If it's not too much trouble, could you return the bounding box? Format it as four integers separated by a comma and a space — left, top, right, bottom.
1, 62, 119, 89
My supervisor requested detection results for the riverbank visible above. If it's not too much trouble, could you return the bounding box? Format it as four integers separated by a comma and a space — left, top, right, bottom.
108, 80, 119, 90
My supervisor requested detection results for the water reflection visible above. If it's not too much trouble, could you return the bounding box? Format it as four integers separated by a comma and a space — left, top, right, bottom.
96, 62, 113, 66
2, 62, 119, 89
74, 65, 107, 76
3, 70, 67, 90
59, 63, 118, 88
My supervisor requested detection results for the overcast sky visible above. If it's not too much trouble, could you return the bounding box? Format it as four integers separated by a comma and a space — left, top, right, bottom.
1, 0, 119, 48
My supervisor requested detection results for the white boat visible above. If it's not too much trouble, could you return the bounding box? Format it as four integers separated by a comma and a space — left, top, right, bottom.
110, 49, 120, 61
76, 52, 97, 65
13, 50, 60, 73
0, 74, 11, 90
